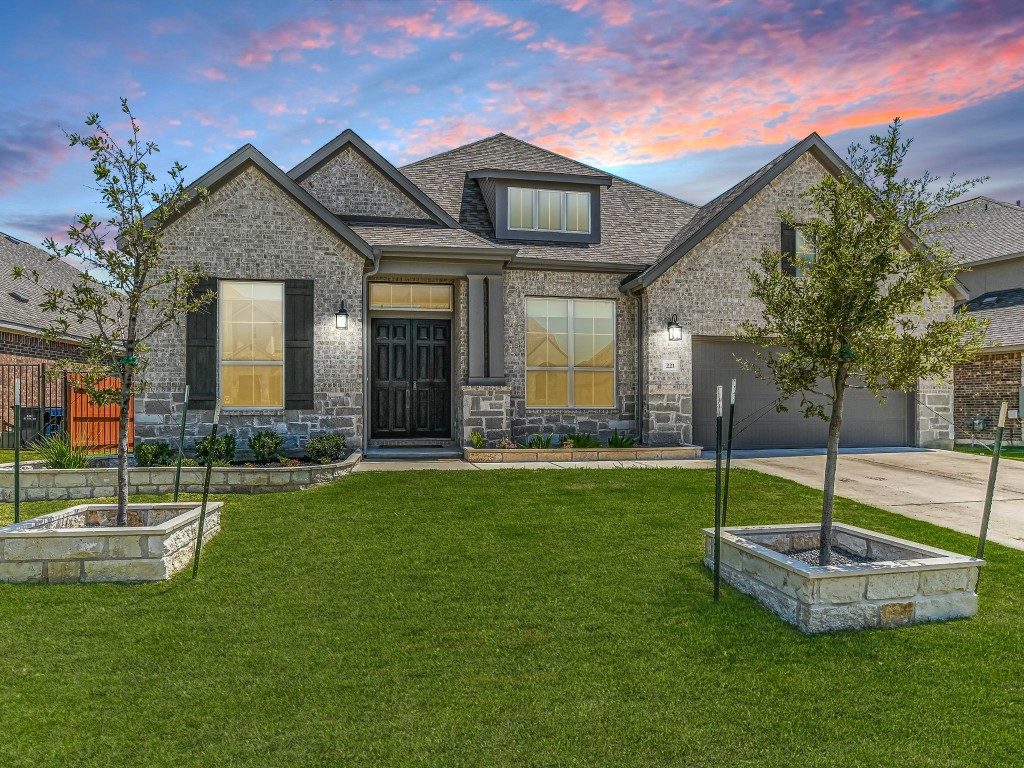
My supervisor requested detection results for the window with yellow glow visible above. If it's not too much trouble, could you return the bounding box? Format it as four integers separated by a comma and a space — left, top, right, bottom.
526, 298, 615, 408
220, 281, 285, 408
369, 283, 453, 311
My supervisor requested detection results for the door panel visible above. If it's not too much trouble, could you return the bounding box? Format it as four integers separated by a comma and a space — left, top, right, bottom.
692, 339, 911, 450
372, 318, 451, 439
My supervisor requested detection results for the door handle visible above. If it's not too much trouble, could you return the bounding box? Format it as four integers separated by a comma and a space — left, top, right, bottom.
412, 381, 418, 390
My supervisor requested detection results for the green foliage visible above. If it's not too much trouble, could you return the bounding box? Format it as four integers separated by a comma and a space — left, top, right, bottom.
134, 441, 174, 467
305, 433, 347, 464
35, 433, 91, 469
248, 430, 284, 465
518, 433, 555, 449
470, 431, 485, 449
495, 436, 517, 449
196, 433, 236, 466
563, 432, 601, 449
606, 429, 635, 448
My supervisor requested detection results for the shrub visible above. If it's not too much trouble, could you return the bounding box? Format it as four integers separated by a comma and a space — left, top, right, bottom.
606, 429, 636, 448
35, 432, 91, 469
248, 430, 284, 464
495, 436, 516, 449
563, 432, 601, 449
306, 433, 346, 464
134, 441, 175, 467
196, 433, 236, 465
517, 433, 554, 449
470, 431, 485, 449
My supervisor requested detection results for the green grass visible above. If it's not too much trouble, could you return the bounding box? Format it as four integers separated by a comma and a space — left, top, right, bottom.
0, 449, 41, 463
954, 443, 1024, 461
1, 469, 1021, 767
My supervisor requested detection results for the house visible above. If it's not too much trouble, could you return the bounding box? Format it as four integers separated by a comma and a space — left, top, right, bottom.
0, 232, 90, 446
135, 130, 956, 455
936, 197, 1024, 443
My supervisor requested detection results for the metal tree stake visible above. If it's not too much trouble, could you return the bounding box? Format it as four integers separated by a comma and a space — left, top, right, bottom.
13, 379, 21, 524
713, 384, 723, 602
977, 401, 1008, 561
721, 378, 736, 527
173, 385, 190, 502
192, 404, 221, 580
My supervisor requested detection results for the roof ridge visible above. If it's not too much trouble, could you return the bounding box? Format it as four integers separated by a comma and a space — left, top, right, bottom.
945, 195, 1024, 212
400, 131, 509, 171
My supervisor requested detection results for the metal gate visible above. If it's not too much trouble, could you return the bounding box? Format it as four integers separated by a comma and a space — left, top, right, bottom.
0, 364, 133, 451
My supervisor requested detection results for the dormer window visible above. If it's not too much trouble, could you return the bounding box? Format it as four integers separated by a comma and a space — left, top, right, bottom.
508, 187, 591, 234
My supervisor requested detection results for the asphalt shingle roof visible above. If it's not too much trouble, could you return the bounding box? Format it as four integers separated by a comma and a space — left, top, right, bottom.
349, 224, 505, 251
931, 196, 1024, 265
958, 287, 1024, 348
0, 232, 95, 340
400, 133, 699, 268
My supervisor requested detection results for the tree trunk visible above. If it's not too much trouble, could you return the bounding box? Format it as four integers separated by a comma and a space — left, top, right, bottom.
115, 368, 133, 527
820, 361, 850, 565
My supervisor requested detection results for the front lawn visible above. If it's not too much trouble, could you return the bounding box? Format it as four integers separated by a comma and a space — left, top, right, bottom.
1, 469, 1021, 767
954, 443, 1024, 462
0, 449, 41, 463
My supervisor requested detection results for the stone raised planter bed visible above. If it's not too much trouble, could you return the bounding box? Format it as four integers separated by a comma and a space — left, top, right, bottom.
0, 451, 361, 502
465, 446, 702, 463
703, 523, 984, 633
0, 502, 222, 584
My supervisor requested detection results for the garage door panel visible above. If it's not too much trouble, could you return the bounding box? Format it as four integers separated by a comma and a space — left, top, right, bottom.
692, 339, 910, 450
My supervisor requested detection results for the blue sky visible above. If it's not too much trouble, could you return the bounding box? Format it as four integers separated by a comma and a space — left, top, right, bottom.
2, 0, 1022, 244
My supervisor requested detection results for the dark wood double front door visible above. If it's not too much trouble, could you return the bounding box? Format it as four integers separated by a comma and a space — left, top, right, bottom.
371, 319, 451, 439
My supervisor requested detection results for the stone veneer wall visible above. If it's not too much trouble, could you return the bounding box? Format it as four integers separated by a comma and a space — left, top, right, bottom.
503, 268, 638, 442
137, 165, 367, 453
298, 146, 431, 221
461, 386, 510, 446
954, 351, 1024, 442
642, 152, 956, 447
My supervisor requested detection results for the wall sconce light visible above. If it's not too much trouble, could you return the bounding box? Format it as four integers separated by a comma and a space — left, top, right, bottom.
667, 314, 683, 341
335, 301, 349, 329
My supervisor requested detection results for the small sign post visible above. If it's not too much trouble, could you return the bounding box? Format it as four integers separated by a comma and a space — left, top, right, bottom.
713, 385, 723, 602
977, 401, 1008, 562
192, 404, 221, 580
721, 379, 736, 527
173, 385, 190, 502
13, 379, 21, 524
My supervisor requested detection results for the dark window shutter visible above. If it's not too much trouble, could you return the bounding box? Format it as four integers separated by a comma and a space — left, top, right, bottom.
780, 223, 797, 277
185, 277, 218, 410
285, 279, 315, 410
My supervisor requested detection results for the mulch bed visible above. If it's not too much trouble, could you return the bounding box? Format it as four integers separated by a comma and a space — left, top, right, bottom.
786, 547, 876, 566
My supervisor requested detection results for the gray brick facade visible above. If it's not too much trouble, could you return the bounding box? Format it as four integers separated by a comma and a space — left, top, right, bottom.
138, 165, 366, 453
298, 146, 431, 221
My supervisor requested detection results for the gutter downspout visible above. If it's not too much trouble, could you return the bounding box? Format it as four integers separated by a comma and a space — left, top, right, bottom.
361, 249, 383, 454
628, 284, 645, 445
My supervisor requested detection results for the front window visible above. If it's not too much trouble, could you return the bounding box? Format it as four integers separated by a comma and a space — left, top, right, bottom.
220, 281, 285, 408
508, 188, 591, 234
795, 230, 816, 277
369, 283, 453, 311
526, 298, 615, 408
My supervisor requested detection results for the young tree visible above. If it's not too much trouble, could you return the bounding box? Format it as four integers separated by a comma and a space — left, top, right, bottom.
14, 100, 210, 526
736, 119, 987, 564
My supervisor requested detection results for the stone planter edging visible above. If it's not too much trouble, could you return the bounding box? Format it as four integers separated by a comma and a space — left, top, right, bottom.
465, 446, 702, 463
703, 522, 984, 633
0, 502, 223, 584
0, 451, 361, 502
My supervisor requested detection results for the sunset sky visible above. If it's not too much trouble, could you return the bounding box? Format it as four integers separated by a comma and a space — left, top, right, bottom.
2, 0, 1022, 245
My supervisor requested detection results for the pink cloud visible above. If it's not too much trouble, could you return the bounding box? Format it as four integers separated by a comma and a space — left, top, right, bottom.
385, 11, 451, 39
200, 66, 228, 81
184, 110, 257, 140
237, 18, 337, 68
0, 117, 70, 197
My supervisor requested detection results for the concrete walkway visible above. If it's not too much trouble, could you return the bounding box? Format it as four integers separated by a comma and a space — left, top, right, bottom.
738, 450, 1024, 551
355, 448, 1024, 551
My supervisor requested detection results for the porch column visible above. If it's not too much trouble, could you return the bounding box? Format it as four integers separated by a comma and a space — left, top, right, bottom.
468, 275, 487, 382
486, 275, 505, 383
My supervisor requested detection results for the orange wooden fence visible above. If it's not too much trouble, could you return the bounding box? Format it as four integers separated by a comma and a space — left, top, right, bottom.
66, 377, 134, 452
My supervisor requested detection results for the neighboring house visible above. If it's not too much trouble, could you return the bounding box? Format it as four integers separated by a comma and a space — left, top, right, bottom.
0, 232, 91, 446
136, 130, 957, 455
936, 197, 1024, 443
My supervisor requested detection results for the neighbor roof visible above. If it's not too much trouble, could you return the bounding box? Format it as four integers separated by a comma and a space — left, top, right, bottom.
622, 133, 849, 291
400, 133, 699, 268
930, 196, 1024, 266
957, 287, 1024, 349
0, 232, 98, 340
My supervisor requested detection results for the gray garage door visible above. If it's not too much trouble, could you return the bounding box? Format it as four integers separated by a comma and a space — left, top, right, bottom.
692, 339, 913, 450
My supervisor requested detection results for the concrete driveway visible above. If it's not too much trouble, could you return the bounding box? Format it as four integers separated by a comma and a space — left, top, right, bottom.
737, 449, 1024, 551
